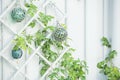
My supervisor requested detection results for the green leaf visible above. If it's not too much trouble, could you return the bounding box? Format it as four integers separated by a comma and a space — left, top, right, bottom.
101, 37, 111, 48
25, 3, 37, 17
61, 24, 67, 29
97, 37, 120, 80
28, 20, 36, 28
38, 12, 54, 26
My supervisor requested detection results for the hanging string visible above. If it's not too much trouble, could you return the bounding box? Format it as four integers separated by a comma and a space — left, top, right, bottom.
56, 21, 61, 28
16, 0, 20, 7
57, 21, 64, 28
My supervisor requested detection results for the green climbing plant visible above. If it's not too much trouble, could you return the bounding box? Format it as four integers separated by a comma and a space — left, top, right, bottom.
97, 37, 120, 80
12, 34, 33, 54
48, 48, 88, 80
12, 2, 88, 80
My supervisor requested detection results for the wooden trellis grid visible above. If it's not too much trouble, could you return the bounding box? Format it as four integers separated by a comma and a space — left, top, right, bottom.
0, 0, 68, 80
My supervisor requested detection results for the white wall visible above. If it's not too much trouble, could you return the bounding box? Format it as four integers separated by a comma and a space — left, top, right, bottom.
0, 0, 120, 80
112, 0, 120, 68
86, 0, 104, 80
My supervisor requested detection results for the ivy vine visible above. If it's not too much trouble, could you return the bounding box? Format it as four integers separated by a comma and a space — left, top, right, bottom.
12, 2, 88, 80
97, 37, 120, 80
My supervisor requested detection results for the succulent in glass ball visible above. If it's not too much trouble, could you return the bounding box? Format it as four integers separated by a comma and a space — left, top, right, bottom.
11, 7, 26, 22
52, 27, 68, 42
12, 48, 23, 59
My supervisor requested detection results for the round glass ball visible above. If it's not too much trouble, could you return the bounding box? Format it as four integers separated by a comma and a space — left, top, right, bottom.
12, 48, 23, 59
11, 7, 26, 22
52, 27, 68, 42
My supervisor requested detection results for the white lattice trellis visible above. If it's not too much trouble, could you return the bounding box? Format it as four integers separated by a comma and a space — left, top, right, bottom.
0, 0, 68, 80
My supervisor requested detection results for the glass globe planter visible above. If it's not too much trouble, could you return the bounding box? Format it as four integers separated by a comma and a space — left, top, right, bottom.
12, 48, 23, 59
11, 7, 26, 22
52, 27, 68, 42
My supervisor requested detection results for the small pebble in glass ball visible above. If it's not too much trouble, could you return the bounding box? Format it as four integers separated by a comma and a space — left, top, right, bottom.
12, 48, 23, 59
11, 7, 26, 22
52, 27, 68, 42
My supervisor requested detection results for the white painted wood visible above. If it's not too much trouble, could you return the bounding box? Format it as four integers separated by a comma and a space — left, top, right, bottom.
103, 0, 112, 58
0, 0, 2, 79
2, 0, 15, 80
1, 0, 26, 79
112, 0, 120, 68
25, 34, 52, 80
0, 0, 120, 80
40, 48, 69, 80
85, 0, 104, 80
25, 0, 52, 80
102, 0, 111, 79
26, 55, 40, 80
0, 0, 52, 79
67, 0, 85, 60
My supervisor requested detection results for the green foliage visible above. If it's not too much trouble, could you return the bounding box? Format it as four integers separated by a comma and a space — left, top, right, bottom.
97, 37, 120, 80
28, 20, 36, 28
40, 60, 50, 75
34, 30, 46, 47
101, 37, 111, 48
35, 11, 87, 80
41, 39, 58, 62
13, 36, 26, 51
25, 3, 37, 28
13, 34, 33, 54
38, 12, 54, 26
25, 3, 54, 27
13, 20, 37, 53
25, 3, 37, 17
11, 2, 89, 80
48, 48, 87, 80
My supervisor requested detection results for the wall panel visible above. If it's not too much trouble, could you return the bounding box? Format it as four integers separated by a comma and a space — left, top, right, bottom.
0, 0, 118, 80
67, 0, 85, 60
0, 0, 2, 79
112, 0, 120, 68
86, 0, 104, 80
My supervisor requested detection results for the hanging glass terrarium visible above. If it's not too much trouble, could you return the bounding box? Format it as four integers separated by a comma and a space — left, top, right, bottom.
12, 48, 23, 59
11, 7, 26, 22
52, 22, 68, 42
11, 1, 26, 22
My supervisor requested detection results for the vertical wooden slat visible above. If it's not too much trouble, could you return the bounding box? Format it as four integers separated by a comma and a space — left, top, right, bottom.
106, 0, 113, 39
112, 0, 120, 67
103, 0, 112, 58
102, 0, 112, 79
67, 0, 85, 60
2, 0, 12, 79
84, 0, 87, 61
85, 0, 104, 80
0, 0, 3, 79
